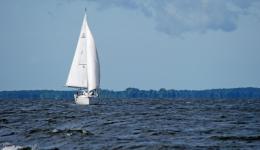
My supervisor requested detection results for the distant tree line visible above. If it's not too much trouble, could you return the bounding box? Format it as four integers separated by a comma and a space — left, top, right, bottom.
0, 87, 260, 100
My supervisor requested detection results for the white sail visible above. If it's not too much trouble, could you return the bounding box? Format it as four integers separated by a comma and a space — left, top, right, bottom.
66, 13, 100, 91
85, 16, 100, 92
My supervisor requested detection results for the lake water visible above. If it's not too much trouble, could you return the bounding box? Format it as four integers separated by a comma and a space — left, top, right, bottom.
0, 99, 260, 149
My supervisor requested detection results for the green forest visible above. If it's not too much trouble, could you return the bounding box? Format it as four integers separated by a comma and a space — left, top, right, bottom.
0, 87, 260, 100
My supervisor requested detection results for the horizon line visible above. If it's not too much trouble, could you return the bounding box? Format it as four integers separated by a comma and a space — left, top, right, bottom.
0, 87, 259, 92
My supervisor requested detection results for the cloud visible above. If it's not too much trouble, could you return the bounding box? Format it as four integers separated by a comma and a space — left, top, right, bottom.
89, 0, 260, 36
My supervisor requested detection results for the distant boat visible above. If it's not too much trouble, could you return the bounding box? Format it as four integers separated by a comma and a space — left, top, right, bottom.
66, 10, 100, 105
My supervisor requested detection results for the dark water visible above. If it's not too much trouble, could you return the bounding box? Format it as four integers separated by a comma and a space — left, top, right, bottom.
0, 99, 260, 150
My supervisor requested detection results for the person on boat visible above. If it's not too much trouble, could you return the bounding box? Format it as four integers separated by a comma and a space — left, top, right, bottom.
83, 90, 87, 96
89, 90, 97, 97
89, 91, 94, 97
76, 91, 79, 98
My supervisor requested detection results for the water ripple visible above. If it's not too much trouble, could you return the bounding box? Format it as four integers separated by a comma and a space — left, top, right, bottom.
0, 99, 260, 149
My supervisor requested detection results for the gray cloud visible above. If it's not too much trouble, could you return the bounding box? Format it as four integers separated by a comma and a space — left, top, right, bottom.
87, 0, 260, 36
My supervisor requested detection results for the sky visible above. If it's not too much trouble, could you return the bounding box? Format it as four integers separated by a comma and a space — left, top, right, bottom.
0, 0, 260, 91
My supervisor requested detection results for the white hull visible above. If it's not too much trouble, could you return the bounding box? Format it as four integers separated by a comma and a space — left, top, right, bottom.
74, 94, 90, 105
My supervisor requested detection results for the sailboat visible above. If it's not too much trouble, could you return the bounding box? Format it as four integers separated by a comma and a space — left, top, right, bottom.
65, 10, 100, 105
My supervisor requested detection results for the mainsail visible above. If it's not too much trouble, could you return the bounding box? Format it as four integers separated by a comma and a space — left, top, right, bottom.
66, 13, 100, 92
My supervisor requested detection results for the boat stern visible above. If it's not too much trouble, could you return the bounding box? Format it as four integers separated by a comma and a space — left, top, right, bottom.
75, 94, 90, 105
